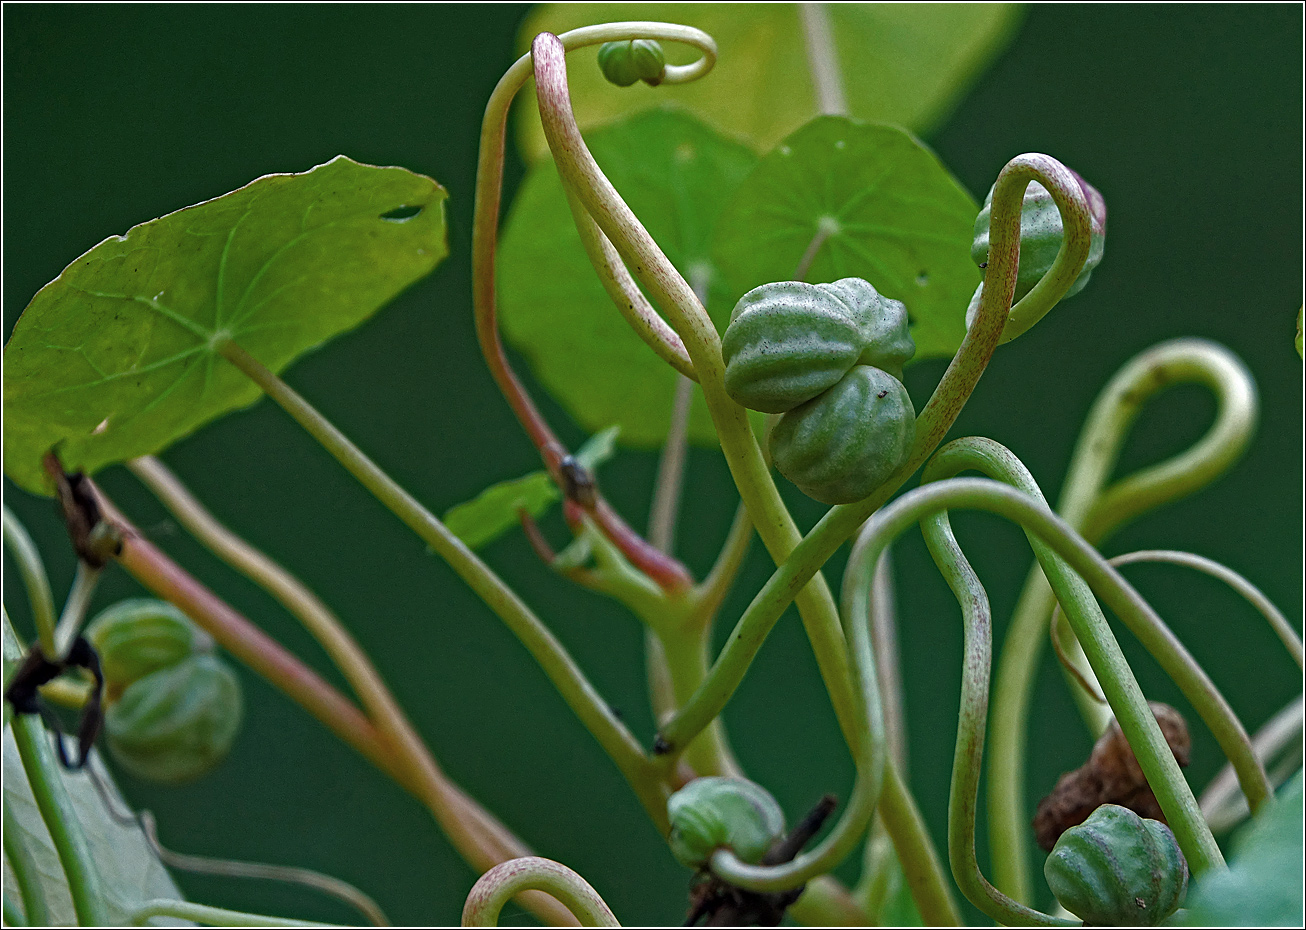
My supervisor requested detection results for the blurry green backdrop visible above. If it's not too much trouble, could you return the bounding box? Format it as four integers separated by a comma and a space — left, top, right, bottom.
3, 4, 1301, 926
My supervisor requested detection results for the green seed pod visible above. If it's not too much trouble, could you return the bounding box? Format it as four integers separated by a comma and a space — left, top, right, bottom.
86, 598, 208, 691
596, 39, 666, 88
770, 365, 916, 505
667, 776, 786, 869
722, 278, 914, 414
1044, 804, 1188, 926
104, 654, 243, 785
971, 174, 1107, 303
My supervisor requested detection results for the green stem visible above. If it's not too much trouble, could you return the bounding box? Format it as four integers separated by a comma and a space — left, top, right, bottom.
3, 800, 51, 927
798, 3, 848, 116
704, 518, 887, 892
854, 477, 1226, 875
531, 29, 862, 757
10, 714, 109, 925
214, 339, 666, 829
53, 561, 100, 659
3, 894, 25, 927
878, 760, 963, 926
656, 152, 1093, 757
1200, 695, 1303, 833
1110, 550, 1302, 669
461, 858, 619, 928
2, 507, 58, 658
869, 549, 908, 774
986, 337, 1257, 902
129, 899, 339, 928
921, 499, 1076, 926
654, 624, 738, 778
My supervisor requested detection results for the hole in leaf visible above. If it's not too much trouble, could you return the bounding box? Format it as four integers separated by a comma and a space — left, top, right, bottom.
380, 204, 422, 222
92, 417, 110, 436
915, 271, 929, 287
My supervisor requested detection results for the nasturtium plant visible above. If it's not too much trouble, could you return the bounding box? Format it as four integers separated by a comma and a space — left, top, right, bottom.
498, 108, 755, 447
3, 156, 447, 495
712, 117, 980, 359
514, 3, 1025, 159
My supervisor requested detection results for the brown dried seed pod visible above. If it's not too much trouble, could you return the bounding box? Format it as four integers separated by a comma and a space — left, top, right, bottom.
1034, 702, 1190, 851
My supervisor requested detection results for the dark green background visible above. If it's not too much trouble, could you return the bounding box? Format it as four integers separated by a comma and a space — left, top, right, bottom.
3, 4, 1301, 926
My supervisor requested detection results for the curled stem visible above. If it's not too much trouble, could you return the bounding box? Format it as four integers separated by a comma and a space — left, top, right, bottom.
3, 507, 58, 658
1109, 549, 1302, 669
473, 23, 709, 592
849, 478, 1226, 875
656, 152, 1093, 757
461, 858, 620, 928
987, 337, 1257, 903
531, 28, 864, 755
920, 500, 1075, 926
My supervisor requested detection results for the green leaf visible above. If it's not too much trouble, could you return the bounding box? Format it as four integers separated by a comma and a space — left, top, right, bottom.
3, 156, 448, 495
3, 610, 184, 924
442, 426, 621, 550
514, 3, 1024, 161
444, 472, 560, 550
1172, 770, 1303, 926
712, 116, 980, 360
498, 109, 756, 447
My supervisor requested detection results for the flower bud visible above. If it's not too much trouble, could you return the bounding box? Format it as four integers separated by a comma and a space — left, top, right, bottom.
597, 39, 666, 88
667, 776, 785, 869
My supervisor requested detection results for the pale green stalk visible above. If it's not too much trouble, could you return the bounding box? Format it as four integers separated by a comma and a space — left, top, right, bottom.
852, 478, 1226, 874
215, 338, 665, 830
1201, 696, 1303, 834
921, 501, 1075, 926
10, 713, 108, 925
987, 338, 1257, 902
1110, 550, 1301, 668
3, 507, 57, 658
129, 899, 340, 928
878, 760, 963, 926
53, 561, 101, 659
461, 858, 620, 928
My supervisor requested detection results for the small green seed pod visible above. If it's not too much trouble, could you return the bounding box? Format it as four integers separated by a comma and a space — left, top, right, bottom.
596, 39, 666, 88
722, 278, 914, 414
86, 598, 208, 691
770, 365, 916, 505
1044, 804, 1188, 926
667, 776, 786, 869
104, 654, 243, 785
971, 174, 1107, 303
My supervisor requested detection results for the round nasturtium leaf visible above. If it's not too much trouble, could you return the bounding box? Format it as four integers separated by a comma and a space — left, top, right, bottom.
514, 3, 1025, 162
497, 108, 756, 448
712, 117, 980, 361
3, 156, 447, 495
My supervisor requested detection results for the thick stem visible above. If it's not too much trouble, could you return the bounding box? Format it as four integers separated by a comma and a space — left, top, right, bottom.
461, 858, 620, 928
214, 340, 666, 829
3, 800, 51, 926
2, 507, 58, 658
878, 760, 963, 926
986, 337, 1257, 902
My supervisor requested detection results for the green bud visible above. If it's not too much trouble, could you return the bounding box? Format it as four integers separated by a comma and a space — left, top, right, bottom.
597, 39, 666, 88
86, 598, 208, 691
667, 776, 785, 869
971, 173, 1107, 304
104, 654, 243, 784
1044, 804, 1188, 926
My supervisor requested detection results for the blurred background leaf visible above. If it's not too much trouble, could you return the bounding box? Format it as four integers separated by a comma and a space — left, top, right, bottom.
514, 3, 1025, 160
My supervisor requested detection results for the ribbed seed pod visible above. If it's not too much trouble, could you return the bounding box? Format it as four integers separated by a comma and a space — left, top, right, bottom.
86, 598, 208, 693
667, 776, 786, 869
1044, 804, 1188, 926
